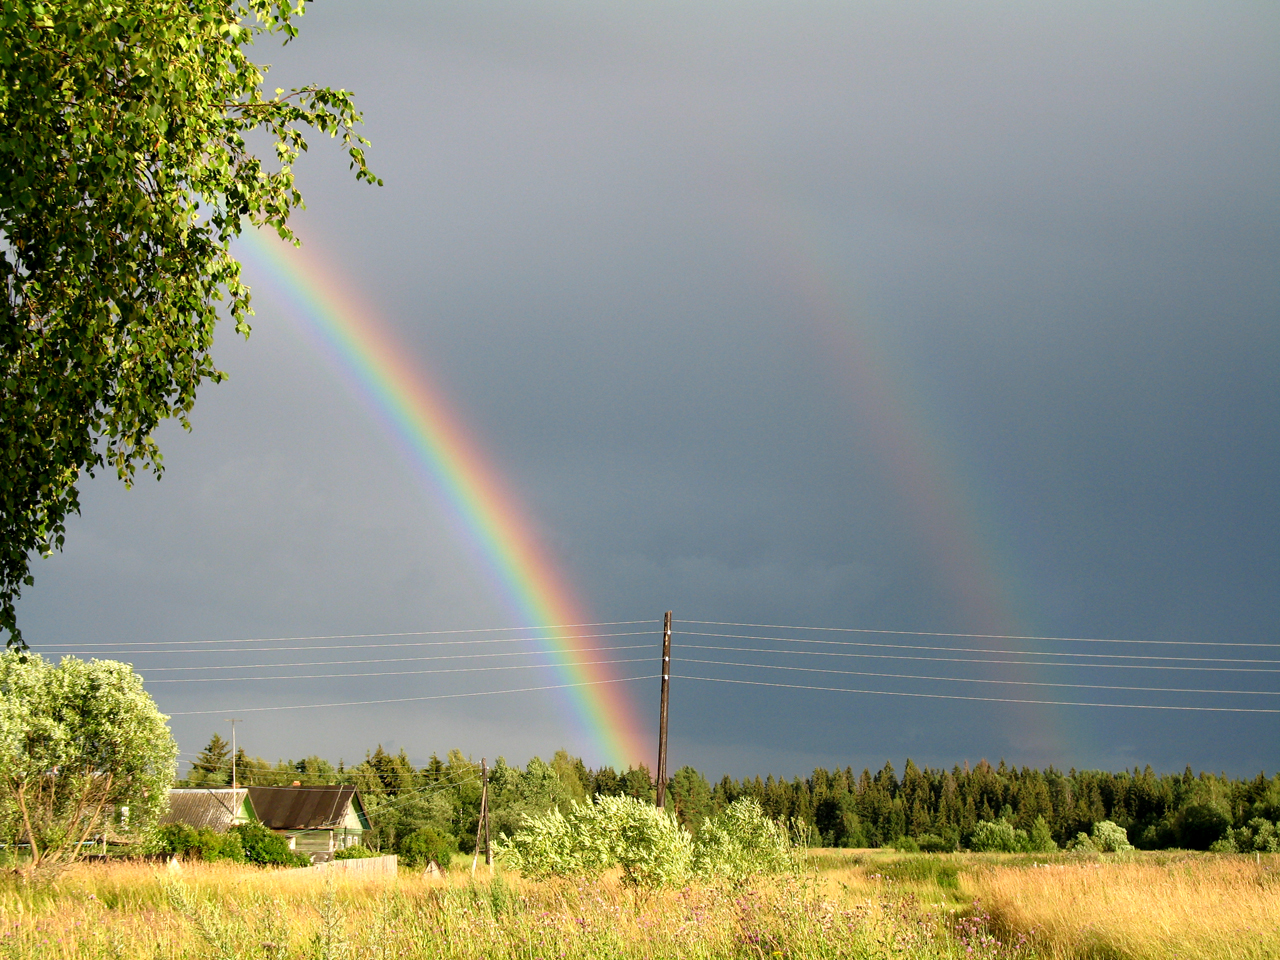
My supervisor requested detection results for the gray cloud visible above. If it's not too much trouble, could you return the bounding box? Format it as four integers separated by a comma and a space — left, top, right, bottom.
19, 1, 1279, 778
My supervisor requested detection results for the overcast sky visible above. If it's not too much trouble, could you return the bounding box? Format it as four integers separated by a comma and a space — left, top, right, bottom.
20, 1, 1279, 779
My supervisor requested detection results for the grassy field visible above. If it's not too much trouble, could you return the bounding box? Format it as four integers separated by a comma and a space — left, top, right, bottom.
0, 851, 1275, 959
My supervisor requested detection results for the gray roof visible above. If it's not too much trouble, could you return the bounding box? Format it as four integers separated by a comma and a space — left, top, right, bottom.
246, 785, 367, 831
161, 789, 250, 833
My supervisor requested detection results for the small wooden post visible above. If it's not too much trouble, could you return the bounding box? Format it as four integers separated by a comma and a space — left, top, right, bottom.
655, 611, 672, 809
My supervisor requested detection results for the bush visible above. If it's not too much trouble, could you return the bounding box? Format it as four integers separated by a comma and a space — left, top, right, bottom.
692, 799, 793, 881
333, 844, 379, 861
916, 833, 956, 853
1175, 802, 1231, 850
156, 823, 199, 857
969, 819, 1026, 853
1066, 832, 1097, 852
1226, 818, 1279, 853
497, 794, 690, 886
890, 836, 920, 852
229, 822, 308, 867
155, 823, 243, 862
1091, 820, 1133, 853
398, 827, 456, 870
1028, 816, 1058, 853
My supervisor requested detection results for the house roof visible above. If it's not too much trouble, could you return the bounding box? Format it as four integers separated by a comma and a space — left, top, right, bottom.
246, 785, 367, 831
162, 789, 252, 833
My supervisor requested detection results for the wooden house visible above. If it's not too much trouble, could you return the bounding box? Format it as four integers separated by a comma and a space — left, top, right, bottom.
161, 788, 255, 833
246, 785, 369, 861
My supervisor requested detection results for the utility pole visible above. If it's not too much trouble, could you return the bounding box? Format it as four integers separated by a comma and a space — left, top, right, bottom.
472, 758, 492, 877
226, 718, 242, 789
481, 758, 491, 870
655, 611, 672, 809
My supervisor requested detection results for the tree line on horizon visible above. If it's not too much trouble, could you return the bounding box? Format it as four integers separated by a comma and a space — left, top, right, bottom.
184, 734, 1279, 856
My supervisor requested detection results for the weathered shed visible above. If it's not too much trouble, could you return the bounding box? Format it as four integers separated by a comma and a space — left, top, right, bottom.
246, 785, 369, 860
161, 789, 254, 833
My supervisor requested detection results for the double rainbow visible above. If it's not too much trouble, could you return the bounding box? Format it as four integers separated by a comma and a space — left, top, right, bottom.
238, 230, 650, 770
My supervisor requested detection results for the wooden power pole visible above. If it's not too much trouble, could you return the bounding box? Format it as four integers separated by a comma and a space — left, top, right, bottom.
473, 757, 491, 876
655, 611, 672, 808
482, 758, 491, 868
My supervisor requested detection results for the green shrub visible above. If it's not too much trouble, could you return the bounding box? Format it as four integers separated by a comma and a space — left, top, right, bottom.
398, 827, 456, 870
916, 833, 956, 853
155, 823, 243, 862
156, 823, 199, 857
1028, 816, 1058, 853
692, 798, 792, 881
890, 836, 919, 852
230, 822, 308, 867
1226, 818, 1279, 853
969, 819, 1025, 853
1091, 820, 1133, 853
1066, 832, 1097, 852
333, 844, 379, 861
497, 794, 694, 887
1175, 802, 1231, 850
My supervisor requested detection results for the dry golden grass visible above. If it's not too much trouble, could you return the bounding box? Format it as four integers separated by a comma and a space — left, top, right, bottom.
964, 854, 1280, 960
5, 852, 1275, 958
0, 858, 993, 959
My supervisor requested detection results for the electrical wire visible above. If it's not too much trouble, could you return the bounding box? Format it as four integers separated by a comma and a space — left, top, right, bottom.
138, 643, 651, 674
677, 642, 1280, 674
39, 620, 658, 649
678, 656, 1280, 697
50, 630, 655, 657
674, 674, 1280, 714
675, 630, 1280, 666
676, 619, 1280, 648
148, 656, 653, 684
166, 674, 660, 716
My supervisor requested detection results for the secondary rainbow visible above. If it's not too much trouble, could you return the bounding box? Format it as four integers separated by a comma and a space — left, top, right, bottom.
237, 229, 650, 770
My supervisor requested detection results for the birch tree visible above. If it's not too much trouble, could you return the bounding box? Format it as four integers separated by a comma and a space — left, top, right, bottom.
0, 652, 177, 877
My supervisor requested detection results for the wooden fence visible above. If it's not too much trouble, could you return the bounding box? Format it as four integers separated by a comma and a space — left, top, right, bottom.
310, 854, 398, 875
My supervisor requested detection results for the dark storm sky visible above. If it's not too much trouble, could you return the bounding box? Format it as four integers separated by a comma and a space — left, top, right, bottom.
20, 1, 1279, 779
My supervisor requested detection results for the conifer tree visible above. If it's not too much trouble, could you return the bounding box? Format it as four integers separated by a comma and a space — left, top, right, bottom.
189, 733, 231, 784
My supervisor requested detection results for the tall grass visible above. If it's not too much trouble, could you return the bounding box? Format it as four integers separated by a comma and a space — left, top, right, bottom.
964, 854, 1280, 960
0, 860, 1015, 959
4, 853, 1271, 959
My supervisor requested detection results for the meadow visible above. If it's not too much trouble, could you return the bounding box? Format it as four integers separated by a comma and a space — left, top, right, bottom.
1, 851, 1276, 960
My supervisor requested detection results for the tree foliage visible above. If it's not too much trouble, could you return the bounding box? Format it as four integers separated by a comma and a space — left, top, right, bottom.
0, 0, 378, 648
0, 652, 177, 876
175, 735, 1280, 859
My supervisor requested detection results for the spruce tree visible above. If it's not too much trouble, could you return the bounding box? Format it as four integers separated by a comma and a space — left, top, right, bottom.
189, 733, 231, 784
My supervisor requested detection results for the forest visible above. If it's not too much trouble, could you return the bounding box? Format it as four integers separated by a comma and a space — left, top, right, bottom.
184, 735, 1279, 856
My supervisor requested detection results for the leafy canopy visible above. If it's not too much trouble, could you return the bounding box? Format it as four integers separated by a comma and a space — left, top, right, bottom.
0, 652, 178, 876
0, 0, 378, 648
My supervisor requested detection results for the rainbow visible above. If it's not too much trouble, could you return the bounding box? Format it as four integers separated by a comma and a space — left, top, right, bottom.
729, 192, 1072, 752
236, 229, 650, 770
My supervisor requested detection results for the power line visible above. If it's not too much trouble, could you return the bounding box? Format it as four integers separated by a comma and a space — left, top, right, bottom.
148, 656, 653, 684
679, 657, 1280, 697
675, 674, 1280, 714
676, 619, 1280, 648
676, 630, 1280, 666
51, 629, 654, 657
39, 620, 657, 649
138, 643, 651, 674
166, 674, 660, 716
678, 642, 1280, 674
